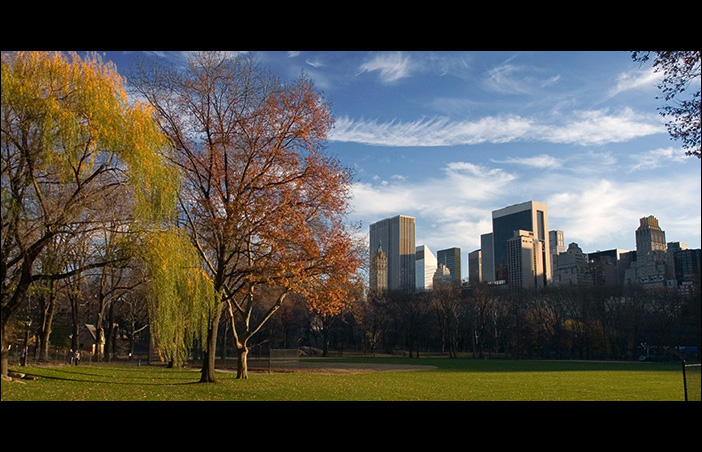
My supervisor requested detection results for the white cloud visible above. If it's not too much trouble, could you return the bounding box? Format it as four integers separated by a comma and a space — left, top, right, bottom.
492, 154, 562, 169
606, 67, 662, 99
546, 174, 701, 252
547, 180, 639, 250
358, 52, 415, 83
350, 152, 701, 257
628, 146, 690, 172
349, 162, 516, 252
537, 108, 664, 145
484, 56, 562, 95
330, 108, 664, 148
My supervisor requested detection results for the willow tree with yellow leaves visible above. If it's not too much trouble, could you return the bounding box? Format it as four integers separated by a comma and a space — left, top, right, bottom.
0, 51, 194, 378
136, 227, 215, 367
131, 51, 363, 381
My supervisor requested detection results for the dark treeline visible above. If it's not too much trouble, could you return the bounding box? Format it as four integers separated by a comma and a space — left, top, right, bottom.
328, 283, 701, 362
7, 276, 701, 365
212, 281, 701, 362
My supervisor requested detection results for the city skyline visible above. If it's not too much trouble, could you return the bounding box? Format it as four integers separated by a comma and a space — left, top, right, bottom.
369, 203, 700, 284
93, 51, 701, 277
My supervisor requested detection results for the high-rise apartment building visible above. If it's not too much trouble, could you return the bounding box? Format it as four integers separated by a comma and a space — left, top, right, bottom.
490, 201, 551, 286
369, 215, 416, 291
437, 247, 461, 285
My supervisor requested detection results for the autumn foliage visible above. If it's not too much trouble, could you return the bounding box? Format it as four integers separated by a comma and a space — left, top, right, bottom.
1, 51, 176, 377
132, 52, 362, 380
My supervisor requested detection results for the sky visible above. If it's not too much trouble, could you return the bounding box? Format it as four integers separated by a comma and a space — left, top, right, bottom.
100, 51, 701, 279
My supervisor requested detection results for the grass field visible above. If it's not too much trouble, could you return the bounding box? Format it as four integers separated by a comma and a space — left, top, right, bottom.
1, 357, 697, 401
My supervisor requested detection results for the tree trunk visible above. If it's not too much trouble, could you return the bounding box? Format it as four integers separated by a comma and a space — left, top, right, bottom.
38, 280, 56, 362
1, 316, 9, 378
105, 299, 115, 362
200, 303, 222, 383
236, 345, 249, 379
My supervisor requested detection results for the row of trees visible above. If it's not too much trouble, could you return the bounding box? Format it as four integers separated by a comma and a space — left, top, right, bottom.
324, 283, 700, 362
10, 274, 699, 370
2, 51, 362, 381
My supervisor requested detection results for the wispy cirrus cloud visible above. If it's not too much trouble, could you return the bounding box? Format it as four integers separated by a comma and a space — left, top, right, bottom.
492, 154, 563, 169
484, 55, 562, 95
628, 146, 690, 172
330, 108, 664, 147
606, 67, 662, 99
357, 52, 416, 83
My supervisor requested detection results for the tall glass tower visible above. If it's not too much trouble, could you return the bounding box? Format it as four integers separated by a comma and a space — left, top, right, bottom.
437, 247, 462, 285
490, 201, 551, 286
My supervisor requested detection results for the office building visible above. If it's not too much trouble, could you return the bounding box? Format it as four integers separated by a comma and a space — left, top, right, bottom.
416, 245, 437, 290
507, 230, 546, 288
433, 264, 453, 287
468, 249, 481, 285
625, 216, 668, 288
437, 247, 461, 286
588, 249, 633, 286
673, 247, 701, 288
491, 201, 551, 286
549, 230, 566, 263
636, 216, 666, 254
552, 242, 590, 286
369, 215, 416, 291
480, 233, 494, 282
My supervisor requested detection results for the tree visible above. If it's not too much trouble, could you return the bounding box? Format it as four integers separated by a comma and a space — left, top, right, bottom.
1, 51, 176, 378
139, 227, 215, 368
131, 51, 362, 381
431, 280, 463, 357
632, 51, 701, 158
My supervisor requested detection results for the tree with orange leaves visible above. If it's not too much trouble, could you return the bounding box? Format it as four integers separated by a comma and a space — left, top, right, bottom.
131, 52, 362, 380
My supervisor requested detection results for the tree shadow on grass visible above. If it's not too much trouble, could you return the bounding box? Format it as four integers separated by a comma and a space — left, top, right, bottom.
10, 366, 200, 386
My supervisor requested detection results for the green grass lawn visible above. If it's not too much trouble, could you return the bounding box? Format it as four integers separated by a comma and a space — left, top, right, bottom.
1, 358, 694, 401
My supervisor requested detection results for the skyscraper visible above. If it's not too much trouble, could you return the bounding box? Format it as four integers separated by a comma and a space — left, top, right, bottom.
480, 233, 495, 282
437, 247, 461, 285
549, 230, 566, 276
369, 244, 388, 292
468, 249, 482, 285
507, 230, 545, 288
491, 201, 551, 286
636, 216, 666, 254
369, 215, 416, 291
416, 245, 437, 290
625, 215, 668, 287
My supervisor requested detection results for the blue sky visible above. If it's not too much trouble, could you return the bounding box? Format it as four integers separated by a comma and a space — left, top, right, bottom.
101, 51, 701, 277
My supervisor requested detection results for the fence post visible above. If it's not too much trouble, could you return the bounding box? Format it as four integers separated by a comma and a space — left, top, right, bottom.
682, 360, 688, 402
